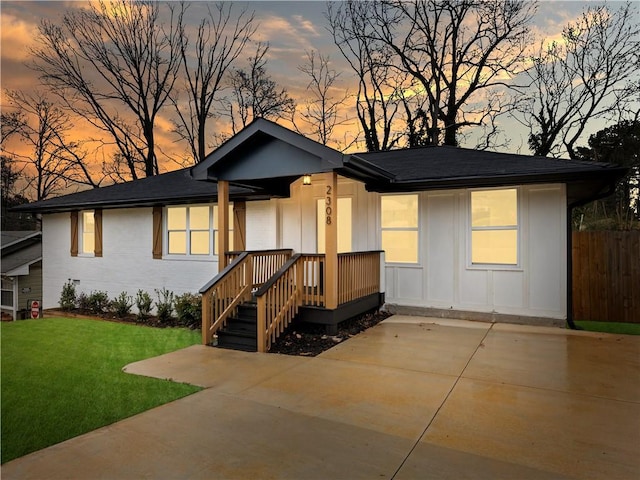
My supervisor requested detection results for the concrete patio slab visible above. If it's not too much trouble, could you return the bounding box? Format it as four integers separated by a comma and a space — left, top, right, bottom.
321, 317, 490, 376
3, 316, 639, 480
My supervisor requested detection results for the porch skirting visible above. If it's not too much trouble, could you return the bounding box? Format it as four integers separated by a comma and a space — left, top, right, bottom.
299, 293, 385, 334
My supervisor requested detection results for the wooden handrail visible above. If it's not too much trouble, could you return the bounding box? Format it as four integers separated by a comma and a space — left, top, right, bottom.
201, 249, 294, 345
338, 251, 382, 305
255, 255, 304, 353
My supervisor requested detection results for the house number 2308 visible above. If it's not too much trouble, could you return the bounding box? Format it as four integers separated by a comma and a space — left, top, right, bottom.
325, 185, 332, 225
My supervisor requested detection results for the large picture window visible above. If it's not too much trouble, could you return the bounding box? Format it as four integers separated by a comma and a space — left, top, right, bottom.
470, 188, 518, 265
166, 204, 233, 256
381, 194, 419, 263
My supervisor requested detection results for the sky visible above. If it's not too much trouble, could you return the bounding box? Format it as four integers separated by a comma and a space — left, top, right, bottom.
0, 1, 626, 187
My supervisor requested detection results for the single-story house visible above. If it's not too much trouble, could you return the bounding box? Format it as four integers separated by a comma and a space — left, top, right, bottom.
1, 231, 43, 320
15, 119, 626, 351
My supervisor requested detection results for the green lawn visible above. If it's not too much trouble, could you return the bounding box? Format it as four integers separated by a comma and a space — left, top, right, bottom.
1, 318, 202, 464
574, 320, 640, 335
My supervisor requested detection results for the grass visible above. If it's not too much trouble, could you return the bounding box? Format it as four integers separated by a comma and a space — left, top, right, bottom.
574, 320, 640, 335
1, 317, 202, 464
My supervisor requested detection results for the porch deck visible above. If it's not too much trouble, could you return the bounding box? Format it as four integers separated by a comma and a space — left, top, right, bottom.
200, 249, 384, 352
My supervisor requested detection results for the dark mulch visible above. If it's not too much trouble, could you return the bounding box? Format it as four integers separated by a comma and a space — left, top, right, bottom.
268, 309, 391, 357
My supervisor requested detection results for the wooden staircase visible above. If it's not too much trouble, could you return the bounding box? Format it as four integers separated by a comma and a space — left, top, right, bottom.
216, 301, 258, 352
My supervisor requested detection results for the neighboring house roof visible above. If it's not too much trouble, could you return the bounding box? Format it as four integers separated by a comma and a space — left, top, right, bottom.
1, 231, 42, 276
13, 119, 628, 213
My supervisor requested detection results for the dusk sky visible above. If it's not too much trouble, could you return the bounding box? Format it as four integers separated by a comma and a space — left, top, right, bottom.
0, 1, 627, 183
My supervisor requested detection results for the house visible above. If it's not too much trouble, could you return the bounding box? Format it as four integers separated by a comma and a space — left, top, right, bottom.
15, 119, 626, 351
1, 231, 43, 320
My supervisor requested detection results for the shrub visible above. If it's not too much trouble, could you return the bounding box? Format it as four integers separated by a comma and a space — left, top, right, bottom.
77, 292, 91, 312
155, 288, 174, 323
175, 293, 202, 329
135, 290, 152, 320
87, 291, 110, 315
59, 280, 77, 311
111, 292, 133, 318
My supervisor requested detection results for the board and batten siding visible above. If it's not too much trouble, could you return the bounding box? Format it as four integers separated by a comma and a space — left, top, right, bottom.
383, 184, 567, 320
42, 208, 221, 313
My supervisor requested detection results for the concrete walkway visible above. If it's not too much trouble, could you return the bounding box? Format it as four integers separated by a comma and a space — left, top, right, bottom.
3, 316, 639, 479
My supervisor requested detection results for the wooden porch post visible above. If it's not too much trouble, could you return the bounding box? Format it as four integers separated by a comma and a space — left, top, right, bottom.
324, 172, 338, 309
218, 180, 230, 270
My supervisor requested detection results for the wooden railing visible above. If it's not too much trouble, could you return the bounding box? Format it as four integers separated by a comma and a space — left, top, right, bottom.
300, 254, 325, 307
255, 255, 304, 353
200, 249, 293, 345
338, 251, 382, 305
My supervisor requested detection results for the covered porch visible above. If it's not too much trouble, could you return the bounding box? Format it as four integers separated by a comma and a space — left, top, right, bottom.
193, 120, 392, 352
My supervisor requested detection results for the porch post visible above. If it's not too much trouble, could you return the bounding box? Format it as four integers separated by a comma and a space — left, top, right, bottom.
324, 172, 338, 309
218, 180, 230, 270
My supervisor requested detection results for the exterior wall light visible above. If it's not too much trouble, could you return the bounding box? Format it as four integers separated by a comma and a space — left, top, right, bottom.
303, 174, 312, 185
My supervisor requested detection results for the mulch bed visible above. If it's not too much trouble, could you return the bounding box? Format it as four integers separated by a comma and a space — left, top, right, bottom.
268, 309, 391, 357
43, 308, 391, 357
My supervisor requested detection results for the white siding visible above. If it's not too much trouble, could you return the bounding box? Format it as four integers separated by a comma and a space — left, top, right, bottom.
42, 208, 220, 313
382, 184, 567, 320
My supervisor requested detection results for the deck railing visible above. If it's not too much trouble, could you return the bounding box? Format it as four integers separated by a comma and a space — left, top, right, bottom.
255, 255, 304, 352
200, 249, 293, 344
202, 249, 383, 350
337, 251, 382, 305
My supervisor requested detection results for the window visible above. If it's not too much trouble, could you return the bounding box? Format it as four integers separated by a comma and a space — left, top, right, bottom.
470, 188, 518, 265
1, 277, 13, 308
81, 211, 95, 255
166, 204, 233, 256
317, 197, 352, 253
381, 194, 418, 263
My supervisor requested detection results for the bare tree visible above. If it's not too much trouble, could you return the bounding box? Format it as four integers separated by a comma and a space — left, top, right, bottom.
293, 50, 352, 148
174, 2, 256, 163
371, 0, 537, 147
221, 42, 295, 136
31, 0, 182, 179
517, 2, 640, 158
2, 90, 101, 201
327, 1, 409, 151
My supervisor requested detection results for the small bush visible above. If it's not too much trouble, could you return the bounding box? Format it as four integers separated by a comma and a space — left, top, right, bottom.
59, 280, 77, 311
175, 293, 202, 329
135, 290, 152, 320
77, 292, 91, 312
87, 291, 110, 315
111, 292, 133, 318
155, 288, 174, 323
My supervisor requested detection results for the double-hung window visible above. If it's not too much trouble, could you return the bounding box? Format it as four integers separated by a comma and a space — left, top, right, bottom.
166, 204, 233, 256
81, 211, 95, 255
381, 194, 419, 263
470, 188, 519, 266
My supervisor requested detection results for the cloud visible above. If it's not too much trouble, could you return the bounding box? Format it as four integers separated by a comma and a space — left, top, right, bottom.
0, 13, 39, 63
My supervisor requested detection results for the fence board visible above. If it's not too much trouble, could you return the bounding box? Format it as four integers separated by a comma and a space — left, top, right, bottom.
572, 231, 640, 323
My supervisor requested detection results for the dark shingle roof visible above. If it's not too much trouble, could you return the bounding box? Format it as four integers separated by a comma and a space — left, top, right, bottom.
13, 168, 257, 213
1, 231, 42, 274
357, 145, 623, 182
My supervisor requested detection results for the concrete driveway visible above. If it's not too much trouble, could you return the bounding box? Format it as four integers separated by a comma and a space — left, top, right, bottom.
3, 316, 639, 479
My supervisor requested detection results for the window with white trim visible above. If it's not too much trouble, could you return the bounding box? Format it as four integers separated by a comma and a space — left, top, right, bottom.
81, 211, 95, 255
470, 188, 519, 265
381, 194, 419, 263
166, 204, 233, 256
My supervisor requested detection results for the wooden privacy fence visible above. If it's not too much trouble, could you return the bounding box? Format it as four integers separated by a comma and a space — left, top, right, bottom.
572, 231, 640, 323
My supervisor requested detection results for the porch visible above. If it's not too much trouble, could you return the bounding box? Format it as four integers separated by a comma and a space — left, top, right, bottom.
200, 249, 384, 352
